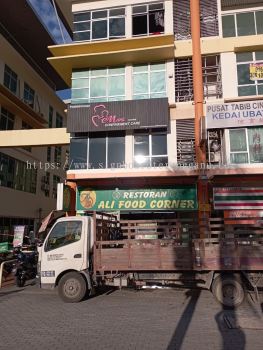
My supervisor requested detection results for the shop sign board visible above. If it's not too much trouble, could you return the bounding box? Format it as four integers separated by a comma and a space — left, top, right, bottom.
206, 101, 263, 129
76, 187, 198, 211
67, 98, 169, 133
250, 63, 263, 81
224, 210, 263, 224
213, 187, 263, 210
13, 226, 26, 247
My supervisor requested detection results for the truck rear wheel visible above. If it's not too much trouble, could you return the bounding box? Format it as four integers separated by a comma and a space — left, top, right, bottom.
212, 274, 245, 308
58, 272, 87, 303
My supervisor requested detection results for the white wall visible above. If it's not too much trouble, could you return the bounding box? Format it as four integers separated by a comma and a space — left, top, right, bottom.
221, 52, 238, 99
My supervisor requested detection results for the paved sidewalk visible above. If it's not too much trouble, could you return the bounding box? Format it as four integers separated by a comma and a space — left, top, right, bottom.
0, 285, 262, 350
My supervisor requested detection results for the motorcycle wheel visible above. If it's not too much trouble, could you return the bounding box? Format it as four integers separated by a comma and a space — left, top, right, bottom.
16, 274, 25, 288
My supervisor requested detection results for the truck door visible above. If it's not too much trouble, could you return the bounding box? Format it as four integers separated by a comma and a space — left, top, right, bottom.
40, 218, 86, 288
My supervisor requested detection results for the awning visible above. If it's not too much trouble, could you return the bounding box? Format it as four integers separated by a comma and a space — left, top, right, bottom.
38, 211, 55, 233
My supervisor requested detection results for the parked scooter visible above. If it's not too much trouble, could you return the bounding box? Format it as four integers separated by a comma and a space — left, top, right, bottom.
13, 248, 38, 287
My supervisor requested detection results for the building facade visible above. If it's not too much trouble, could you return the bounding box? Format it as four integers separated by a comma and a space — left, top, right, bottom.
48, 0, 263, 220
0, 0, 68, 237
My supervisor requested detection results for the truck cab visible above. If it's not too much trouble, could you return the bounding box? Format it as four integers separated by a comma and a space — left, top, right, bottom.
38, 216, 94, 302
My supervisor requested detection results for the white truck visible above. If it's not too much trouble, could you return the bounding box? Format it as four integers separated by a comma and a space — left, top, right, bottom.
38, 213, 263, 306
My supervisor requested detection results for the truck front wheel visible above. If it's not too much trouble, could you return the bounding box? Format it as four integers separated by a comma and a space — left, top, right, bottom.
58, 272, 87, 303
212, 274, 245, 308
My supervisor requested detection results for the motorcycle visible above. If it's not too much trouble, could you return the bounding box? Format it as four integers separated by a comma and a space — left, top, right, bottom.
13, 248, 38, 287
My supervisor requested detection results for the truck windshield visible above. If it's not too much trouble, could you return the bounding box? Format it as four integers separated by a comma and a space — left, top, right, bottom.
45, 221, 82, 251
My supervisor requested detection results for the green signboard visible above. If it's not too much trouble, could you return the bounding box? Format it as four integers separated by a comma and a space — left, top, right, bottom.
0, 242, 11, 253
76, 187, 197, 211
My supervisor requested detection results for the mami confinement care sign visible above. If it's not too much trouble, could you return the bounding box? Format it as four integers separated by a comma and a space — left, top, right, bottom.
76, 187, 198, 211
206, 100, 263, 129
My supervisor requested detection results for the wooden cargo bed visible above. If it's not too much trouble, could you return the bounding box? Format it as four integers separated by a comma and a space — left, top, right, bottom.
93, 217, 263, 273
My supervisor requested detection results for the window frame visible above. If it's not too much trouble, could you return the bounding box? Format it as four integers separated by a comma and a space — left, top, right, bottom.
73, 7, 126, 42
236, 51, 263, 97
0, 107, 15, 131
4, 65, 18, 95
132, 2, 164, 37
44, 220, 83, 252
23, 82, 35, 108
87, 132, 125, 169
133, 129, 168, 168
71, 67, 126, 104
222, 9, 263, 38
132, 62, 166, 100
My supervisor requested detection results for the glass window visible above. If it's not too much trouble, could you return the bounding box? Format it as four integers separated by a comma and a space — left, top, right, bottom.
236, 52, 253, 63
229, 127, 263, 164
108, 134, 125, 168
0, 152, 37, 193
92, 20, 107, 39
248, 128, 263, 163
45, 221, 82, 251
133, 63, 166, 100
90, 77, 107, 97
89, 135, 106, 169
132, 3, 164, 37
54, 146, 62, 166
52, 175, 61, 199
23, 83, 35, 108
222, 15, 236, 37
72, 67, 125, 104
56, 113, 63, 128
256, 11, 263, 34
134, 130, 168, 168
109, 17, 125, 37
69, 138, 88, 170
222, 10, 263, 38
49, 106, 53, 128
236, 51, 263, 97
236, 12, 256, 36
229, 129, 248, 164
0, 108, 15, 131
47, 147, 52, 162
4, 65, 18, 94
237, 64, 253, 85
73, 8, 125, 42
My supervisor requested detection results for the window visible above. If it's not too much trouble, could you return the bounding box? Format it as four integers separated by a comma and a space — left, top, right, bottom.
236, 51, 263, 97
89, 132, 125, 169
52, 175, 61, 199
0, 152, 37, 193
56, 113, 63, 128
133, 63, 166, 100
132, 3, 164, 36
49, 106, 53, 128
45, 221, 82, 251
175, 56, 222, 102
4, 65, 18, 94
73, 8, 125, 42
133, 129, 168, 168
47, 147, 52, 162
54, 146, 62, 166
21, 121, 32, 152
23, 83, 35, 108
69, 137, 88, 169
69, 132, 125, 170
229, 127, 263, 164
41, 172, 50, 197
222, 10, 263, 38
72, 67, 125, 104
0, 108, 15, 130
